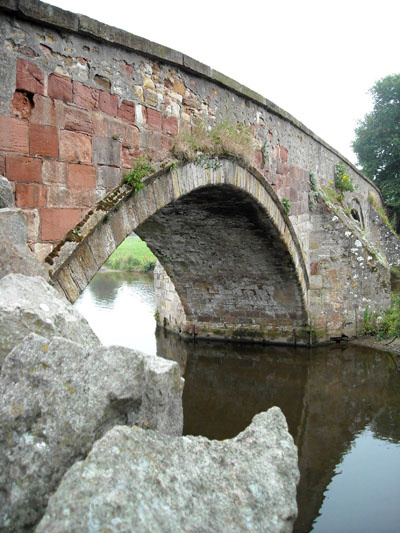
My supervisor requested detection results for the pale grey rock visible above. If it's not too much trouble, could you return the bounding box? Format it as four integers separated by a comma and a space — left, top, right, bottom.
0, 274, 98, 366
38, 407, 298, 533
0, 333, 183, 531
0, 208, 49, 281
0, 238, 49, 281
0, 176, 14, 208
0, 208, 27, 246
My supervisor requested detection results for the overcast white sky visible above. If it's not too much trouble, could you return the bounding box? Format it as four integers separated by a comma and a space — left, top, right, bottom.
48, 0, 400, 165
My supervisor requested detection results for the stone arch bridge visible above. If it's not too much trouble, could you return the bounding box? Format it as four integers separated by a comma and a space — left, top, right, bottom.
0, 0, 399, 344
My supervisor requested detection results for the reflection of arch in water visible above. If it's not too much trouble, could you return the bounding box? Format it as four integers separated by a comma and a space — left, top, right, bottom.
157, 334, 398, 533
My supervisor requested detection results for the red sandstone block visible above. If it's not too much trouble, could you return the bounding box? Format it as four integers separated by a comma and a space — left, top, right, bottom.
276, 161, 284, 175
16, 58, 45, 96
30, 95, 57, 126
161, 134, 174, 152
6, 155, 42, 182
11, 91, 33, 119
122, 145, 140, 168
162, 116, 178, 136
15, 183, 46, 207
59, 130, 92, 163
0, 116, 29, 154
42, 160, 67, 185
147, 108, 162, 131
280, 146, 288, 162
46, 185, 96, 209
98, 91, 118, 116
40, 208, 81, 241
64, 107, 94, 134
92, 112, 107, 137
0, 154, 5, 175
117, 100, 135, 122
254, 150, 263, 168
67, 163, 96, 189
48, 73, 73, 103
30, 124, 59, 158
73, 81, 99, 110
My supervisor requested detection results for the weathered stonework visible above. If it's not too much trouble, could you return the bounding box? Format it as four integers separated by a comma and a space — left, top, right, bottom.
0, 0, 398, 344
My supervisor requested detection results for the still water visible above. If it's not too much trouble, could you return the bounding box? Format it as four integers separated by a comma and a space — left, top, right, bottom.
75, 271, 400, 533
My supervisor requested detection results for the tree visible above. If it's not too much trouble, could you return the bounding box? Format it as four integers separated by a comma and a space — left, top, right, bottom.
353, 74, 400, 232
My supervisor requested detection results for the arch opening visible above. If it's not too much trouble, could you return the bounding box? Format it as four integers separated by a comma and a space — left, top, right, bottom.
136, 184, 309, 344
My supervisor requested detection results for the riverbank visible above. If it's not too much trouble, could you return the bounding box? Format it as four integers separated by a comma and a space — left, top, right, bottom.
104, 235, 156, 273
350, 335, 400, 358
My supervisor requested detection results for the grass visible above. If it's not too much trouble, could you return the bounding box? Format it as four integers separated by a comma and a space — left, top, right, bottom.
172, 118, 256, 166
104, 236, 156, 272
363, 294, 400, 339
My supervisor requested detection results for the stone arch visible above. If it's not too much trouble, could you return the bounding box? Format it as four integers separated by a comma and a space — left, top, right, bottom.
48, 159, 310, 344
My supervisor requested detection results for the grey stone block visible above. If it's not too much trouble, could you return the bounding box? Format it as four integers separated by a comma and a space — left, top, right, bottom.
93, 137, 121, 166
37, 407, 298, 533
0, 333, 183, 531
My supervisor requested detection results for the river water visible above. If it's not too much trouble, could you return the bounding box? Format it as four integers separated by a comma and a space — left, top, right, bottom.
75, 270, 400, 533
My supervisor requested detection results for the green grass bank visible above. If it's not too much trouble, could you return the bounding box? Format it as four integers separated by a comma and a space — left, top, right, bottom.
104, 236, 156, 273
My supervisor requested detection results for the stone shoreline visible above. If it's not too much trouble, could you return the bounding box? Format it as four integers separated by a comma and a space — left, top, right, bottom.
350, 335, 400, 357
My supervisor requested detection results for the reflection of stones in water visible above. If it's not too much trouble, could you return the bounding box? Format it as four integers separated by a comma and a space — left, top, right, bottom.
88, 272, 121, 304
88, 271, 153, 305
154, 332, 400, 533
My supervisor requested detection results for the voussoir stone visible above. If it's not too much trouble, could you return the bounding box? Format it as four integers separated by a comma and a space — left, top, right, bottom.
0, 273, 99, 367
38, 407, 299, 533
0, 333, 184, 531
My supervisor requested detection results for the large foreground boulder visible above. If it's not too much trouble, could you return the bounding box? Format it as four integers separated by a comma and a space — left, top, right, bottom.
38, 407, 299, 533
0, 334, 183, 531
0, 273, 99, 367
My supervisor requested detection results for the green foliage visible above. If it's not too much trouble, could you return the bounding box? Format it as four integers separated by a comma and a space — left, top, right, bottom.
172, 118, 255, 165
368, 192, 396, 232
362, 296, 400, 339
104, 236, 156, 272
378, 295, 400, 338
308, 172, 319, 211
353, 74, 400, 233
282, 198, 291, 214
309, 172, 318, 192
124, 157, 155, 192
334, 163, 355, 199
363, 305, 376, 335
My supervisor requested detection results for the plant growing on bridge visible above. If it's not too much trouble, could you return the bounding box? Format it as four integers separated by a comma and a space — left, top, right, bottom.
172, 118, 255, 165
334, 163, 355, 201
363, 296, 400, 339
282, 198, 291, 214
308, 171, 319, 211
124, 157, 155, 193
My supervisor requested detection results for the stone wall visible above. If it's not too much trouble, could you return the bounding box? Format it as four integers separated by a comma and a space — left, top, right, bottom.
0, 0, 388, 266
0, 0, 398, 344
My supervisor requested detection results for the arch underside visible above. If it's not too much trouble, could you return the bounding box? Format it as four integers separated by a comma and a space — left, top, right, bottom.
137, 184, 309, 344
